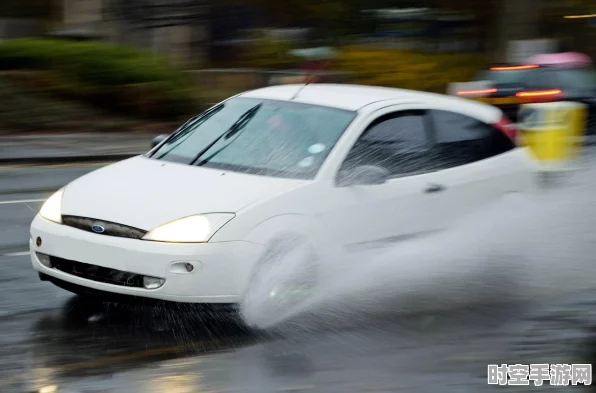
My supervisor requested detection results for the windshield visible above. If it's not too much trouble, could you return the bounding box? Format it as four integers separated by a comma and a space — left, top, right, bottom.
476, 69, 535, 86
149, 98, 357, 179
547, 68, 596, 94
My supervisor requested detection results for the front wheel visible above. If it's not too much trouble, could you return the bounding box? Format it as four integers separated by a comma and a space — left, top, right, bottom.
240, 236, 319, 329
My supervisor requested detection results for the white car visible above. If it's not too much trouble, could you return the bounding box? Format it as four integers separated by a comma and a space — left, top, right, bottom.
30, 84, 536, 322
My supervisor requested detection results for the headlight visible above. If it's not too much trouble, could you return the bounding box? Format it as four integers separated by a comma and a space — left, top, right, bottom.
142, 213, 235, 243
39, 189, 64, 224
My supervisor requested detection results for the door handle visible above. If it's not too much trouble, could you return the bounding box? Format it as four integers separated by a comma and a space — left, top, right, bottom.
424, 183, 445, 193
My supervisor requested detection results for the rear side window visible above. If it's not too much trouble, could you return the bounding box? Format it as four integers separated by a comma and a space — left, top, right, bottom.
429, 110, 515, 169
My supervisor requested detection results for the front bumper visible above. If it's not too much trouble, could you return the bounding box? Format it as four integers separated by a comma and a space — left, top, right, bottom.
30, 214, 264, 303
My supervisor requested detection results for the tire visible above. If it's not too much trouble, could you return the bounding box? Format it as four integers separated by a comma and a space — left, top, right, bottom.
240, 235, 319, 329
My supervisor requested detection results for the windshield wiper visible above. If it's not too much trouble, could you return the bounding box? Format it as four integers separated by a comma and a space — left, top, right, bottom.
151, 103, 225, 159
189, 103, 262, 166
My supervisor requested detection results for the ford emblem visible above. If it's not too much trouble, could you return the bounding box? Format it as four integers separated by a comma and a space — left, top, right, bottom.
91, 224, 105, 233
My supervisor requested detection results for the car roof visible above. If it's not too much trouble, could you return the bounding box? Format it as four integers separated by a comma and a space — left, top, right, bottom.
238, 83, 500, 121
240, 83, 411, 111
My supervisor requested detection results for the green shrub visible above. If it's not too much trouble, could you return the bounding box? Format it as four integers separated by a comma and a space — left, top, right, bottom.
236, 33, 300, 69
0, 76, 135, 132
0, 39, 198, 120
236, 42, 488, 94
335, 46, 489, 94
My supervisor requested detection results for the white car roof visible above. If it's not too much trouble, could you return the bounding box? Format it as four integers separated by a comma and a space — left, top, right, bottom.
239, 83, 502, 121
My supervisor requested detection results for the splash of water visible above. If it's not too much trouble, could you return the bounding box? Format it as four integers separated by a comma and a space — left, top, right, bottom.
241, 151, 596, 330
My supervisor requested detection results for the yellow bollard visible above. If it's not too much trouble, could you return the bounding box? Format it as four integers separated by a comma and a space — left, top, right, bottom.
517, 102, 587, 171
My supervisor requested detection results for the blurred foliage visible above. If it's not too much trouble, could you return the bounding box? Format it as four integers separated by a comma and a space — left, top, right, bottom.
0, 39, 199, 121
237, 43, 487, 93
229, 0, 459, 37
0, 76, 138, 132
334, 46, 489, 93
236, 32, 300, 69
231, 0, 353, 37
541, 0, 596, 58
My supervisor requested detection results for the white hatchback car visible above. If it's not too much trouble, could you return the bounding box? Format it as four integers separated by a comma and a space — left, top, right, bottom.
30, 84, 536, 320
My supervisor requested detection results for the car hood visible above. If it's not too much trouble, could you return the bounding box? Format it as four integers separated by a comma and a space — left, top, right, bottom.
61, 156, 309, 230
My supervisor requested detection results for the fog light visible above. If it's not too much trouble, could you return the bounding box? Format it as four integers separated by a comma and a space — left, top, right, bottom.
36, 253, 52, 268
36, 237, 42, 247
143, 276, 165, 289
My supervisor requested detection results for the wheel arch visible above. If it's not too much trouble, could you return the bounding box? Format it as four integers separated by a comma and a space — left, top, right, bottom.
244, 214, 323, 251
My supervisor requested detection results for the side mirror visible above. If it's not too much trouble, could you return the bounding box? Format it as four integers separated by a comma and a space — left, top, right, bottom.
337, 165, 390, 187
151, 134, 168, 148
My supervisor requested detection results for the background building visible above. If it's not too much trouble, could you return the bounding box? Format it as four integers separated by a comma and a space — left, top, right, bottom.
46, 0, 209, 66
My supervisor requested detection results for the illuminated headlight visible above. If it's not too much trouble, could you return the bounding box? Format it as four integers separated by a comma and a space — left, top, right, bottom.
142, 213, 235, 243
39, 189, 64, 224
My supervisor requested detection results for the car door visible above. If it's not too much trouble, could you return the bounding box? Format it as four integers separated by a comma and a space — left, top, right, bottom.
321, 108, 450, 252
424, 108, 525, 225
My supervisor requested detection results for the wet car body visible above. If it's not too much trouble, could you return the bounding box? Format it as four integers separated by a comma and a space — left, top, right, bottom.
29, 84, 538, 321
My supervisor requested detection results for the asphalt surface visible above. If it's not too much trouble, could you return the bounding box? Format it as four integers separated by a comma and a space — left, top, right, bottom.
1, 161, 596, 393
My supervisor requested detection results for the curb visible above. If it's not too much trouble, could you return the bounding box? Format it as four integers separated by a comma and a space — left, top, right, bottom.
0, 153, 140, 166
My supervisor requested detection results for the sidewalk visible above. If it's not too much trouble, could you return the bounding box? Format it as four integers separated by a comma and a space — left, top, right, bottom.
0, 133, 161, 165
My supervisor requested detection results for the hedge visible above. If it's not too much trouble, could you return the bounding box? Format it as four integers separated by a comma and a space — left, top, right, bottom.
334, 46, 489, 94
0, 76, 139, 132
0, 39, 198, 120
238, 42, 488, 94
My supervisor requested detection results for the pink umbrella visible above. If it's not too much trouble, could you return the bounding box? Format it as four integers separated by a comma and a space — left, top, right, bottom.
526, 52, 593, 68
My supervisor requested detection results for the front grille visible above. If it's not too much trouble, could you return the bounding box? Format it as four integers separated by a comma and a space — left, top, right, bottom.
51, 256, 144, 288
62, 215, 147, 240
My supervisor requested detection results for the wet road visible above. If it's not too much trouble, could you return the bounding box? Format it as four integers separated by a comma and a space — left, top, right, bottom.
1, 162, 596, 393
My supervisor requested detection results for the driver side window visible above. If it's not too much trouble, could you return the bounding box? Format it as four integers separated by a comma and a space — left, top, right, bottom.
340, 110, 434, 178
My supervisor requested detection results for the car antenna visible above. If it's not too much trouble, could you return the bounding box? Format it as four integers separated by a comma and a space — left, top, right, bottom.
290, 57, 331, 100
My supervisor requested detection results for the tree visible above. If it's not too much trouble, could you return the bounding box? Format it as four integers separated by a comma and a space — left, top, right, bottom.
435, 0, 545, 60
0, 0, 52, 19
229, 0, 360, 40
545, 0, 596, 58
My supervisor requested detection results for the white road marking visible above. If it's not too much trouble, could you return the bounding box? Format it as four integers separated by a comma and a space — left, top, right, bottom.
0, 198, 45, 205
3, 251, 30, 257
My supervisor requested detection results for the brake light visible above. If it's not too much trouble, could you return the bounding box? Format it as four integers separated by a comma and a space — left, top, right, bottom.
493, 115, 518, 142
456, 88, 497, 96
490, 64, 539, 71
516, 89, 562, 98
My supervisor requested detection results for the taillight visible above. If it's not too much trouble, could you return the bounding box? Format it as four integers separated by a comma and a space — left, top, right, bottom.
493, 115, 518, 142
490, 64, 539, 71
515, 89, 563, 100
